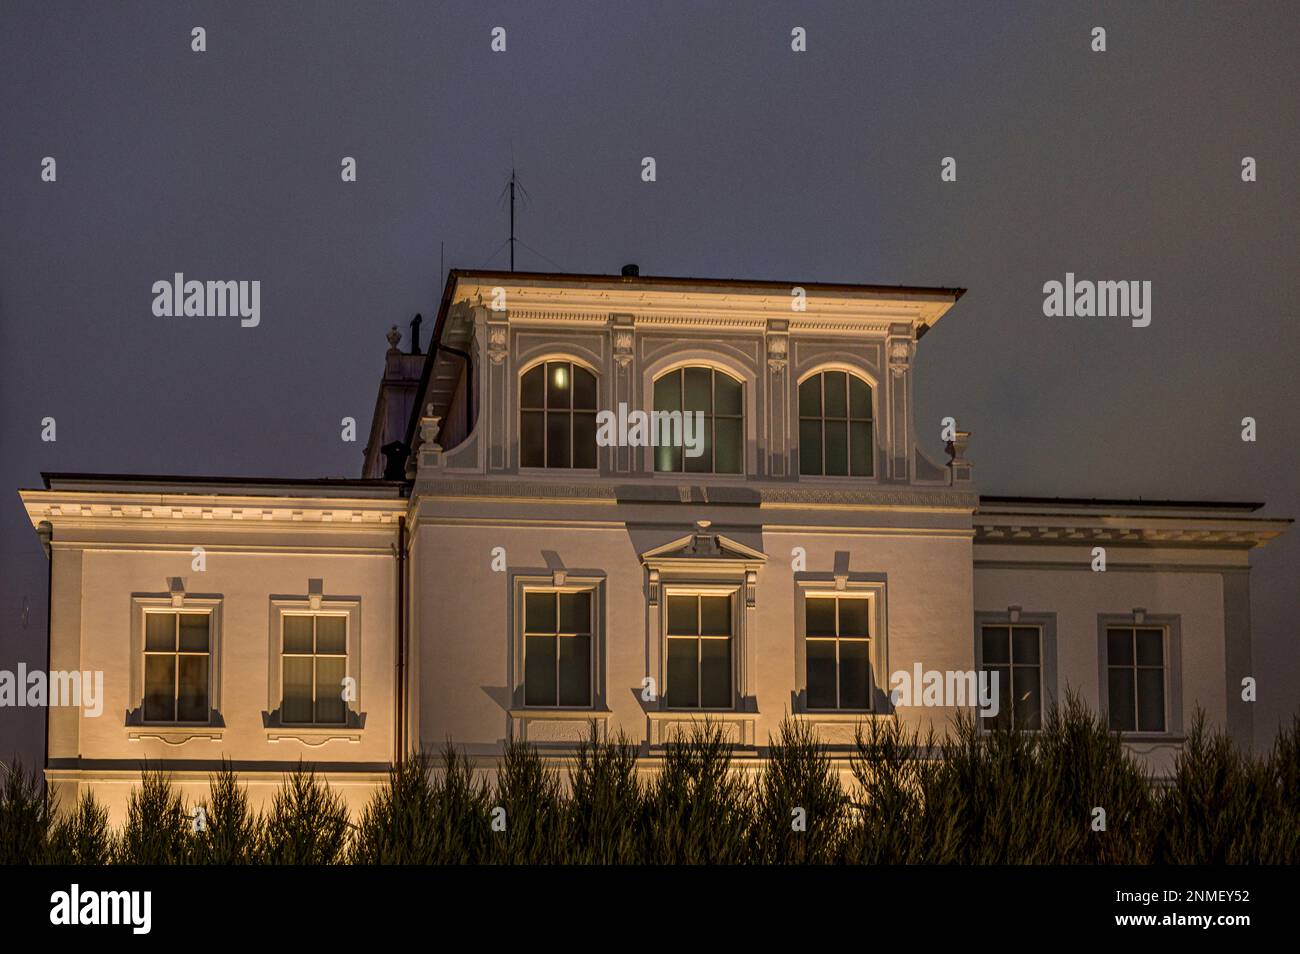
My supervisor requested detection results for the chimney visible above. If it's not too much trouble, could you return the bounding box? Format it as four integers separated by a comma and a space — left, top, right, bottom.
621, 263, 639, 277
409, 313, 423, 355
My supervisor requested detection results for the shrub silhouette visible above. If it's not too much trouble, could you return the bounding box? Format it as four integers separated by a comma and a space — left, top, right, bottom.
5, 704, 1300, 865
261, 762, 349, 865
115, 765, 190, 865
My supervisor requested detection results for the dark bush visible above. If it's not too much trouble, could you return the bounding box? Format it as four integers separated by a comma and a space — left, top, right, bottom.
190, 759, 262, 864
115, 766, 190, 865
642, 722, 751, 864
261, 762, 350, 865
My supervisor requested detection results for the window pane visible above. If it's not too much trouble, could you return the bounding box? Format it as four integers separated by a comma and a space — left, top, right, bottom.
849, 376, 871, 419
684, 418, 712, 473
666, 639, 698, 708
1108, 668, 1136, 731
683, 367, 712, 413
282, 657, 314, 723
699, 639, 731, 708
546, 412, 571, 468
1137, 669, 1165, 732
558, 635, 591, 707
143, 655, 176, 721
839, 639, 870, 709
520, 410, 545, 467
573, 367, 597, 409
838, 599, 870, 637
983, 665, 1011, 728
1107, 628, 1133, 665
849, 422, 872, 476
314, 656, 347, 724
520, 365, 545, 408
714, 373, 742, 417
178, 614, 209, 652
145, 614, 175, 651
666, 596, 697, 635
559, 591, 591, 633
799, 375, 822, 417
806, 599, 836, 637
1135, 629, 1163, 666
546, 362, 571, 409
177, 654, 208, 722
982, 626, 1010, 664
524, 635, 557, 706
713, 417, 742, 474
1012, 627, 1040, 664
800, 419, 822, 475
316, 616, 346, 654
824, 420, 848, 476
823, 371, 848, 417
806, 641, 836, 709
655, 442, 681, 473
654, 370, 681, 413
573, 413, 597, 469
525, 592, 556, 633
699, 596, 730, 635
1012, 665, 1041, 730
283, 616, 314, 653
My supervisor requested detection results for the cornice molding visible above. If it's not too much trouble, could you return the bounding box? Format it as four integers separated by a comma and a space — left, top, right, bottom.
20, 490, 407, 531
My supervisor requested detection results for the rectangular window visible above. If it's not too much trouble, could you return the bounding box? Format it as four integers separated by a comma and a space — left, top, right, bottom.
979, 625, 1042, 730
523, 590, 593, 708
1106, 626, 1165, 732
805, 596, 872, 710
665, 592, 733, 709
143, 611, 211, 723
281, 614, 348, 725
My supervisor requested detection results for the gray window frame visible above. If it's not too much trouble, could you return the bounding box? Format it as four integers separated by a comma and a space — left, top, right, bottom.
974, 611, 1059, 732
1097, 613, 1183, 737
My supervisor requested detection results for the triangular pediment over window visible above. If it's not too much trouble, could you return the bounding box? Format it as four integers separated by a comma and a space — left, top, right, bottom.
639, 521, 766, 569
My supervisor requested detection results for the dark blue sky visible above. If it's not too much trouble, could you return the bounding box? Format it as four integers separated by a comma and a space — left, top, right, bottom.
2, 1, 1296, 766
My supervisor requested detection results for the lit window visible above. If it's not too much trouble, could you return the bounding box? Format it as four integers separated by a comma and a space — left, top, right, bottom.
143, 612, 210, 723
281, 614, 348, 725
980, 625, 1042, 730
799, 370, 873, 476
523, 590, 593, 707
805, 596, 872, 710
665, 593, 733, 708
653, 367, 743, 474
520, 361, 598, 468
1106, 626, 1165, 732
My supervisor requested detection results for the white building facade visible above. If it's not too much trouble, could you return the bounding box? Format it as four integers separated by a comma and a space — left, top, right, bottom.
20, 270, 1287, 819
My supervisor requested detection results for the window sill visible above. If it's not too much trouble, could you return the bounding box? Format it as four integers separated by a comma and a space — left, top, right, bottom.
1116, 733, 1186, 746
127, 727, 224, 745
266, 727, 363, 745
516, 467, 602, 477
793, 710, 882, 722
647, 709, 757, 746
792, 711, 884, 745
510, 708, 610, 744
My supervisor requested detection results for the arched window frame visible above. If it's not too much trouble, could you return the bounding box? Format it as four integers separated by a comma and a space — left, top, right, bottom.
796, 365, 878, 479
517, 356, 602, 472
645, 358, 752, 476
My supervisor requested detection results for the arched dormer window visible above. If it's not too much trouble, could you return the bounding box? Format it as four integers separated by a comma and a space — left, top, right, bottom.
652, 367, 743, 474
520, 360, 598, 469
799, 370, 873, 477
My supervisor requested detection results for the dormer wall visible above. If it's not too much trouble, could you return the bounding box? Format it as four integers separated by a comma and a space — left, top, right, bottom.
413, 274, 964, 488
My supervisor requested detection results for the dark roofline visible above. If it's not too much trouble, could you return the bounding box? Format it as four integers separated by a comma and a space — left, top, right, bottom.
403, 268, 966, 449
979, 495, 1266, 513
38, 472, 409, 495
445, 268, 966, 300
403, 269, 460, 450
